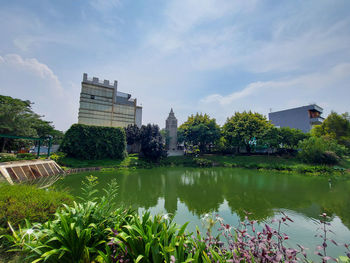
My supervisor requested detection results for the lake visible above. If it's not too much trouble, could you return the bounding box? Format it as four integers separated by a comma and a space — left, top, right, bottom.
57, 167, 350, 259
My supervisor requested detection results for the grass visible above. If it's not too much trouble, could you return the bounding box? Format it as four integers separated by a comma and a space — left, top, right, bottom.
0, 183, 73, 261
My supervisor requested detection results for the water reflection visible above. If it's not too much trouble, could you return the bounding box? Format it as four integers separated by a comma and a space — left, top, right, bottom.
61, 167, 350, 229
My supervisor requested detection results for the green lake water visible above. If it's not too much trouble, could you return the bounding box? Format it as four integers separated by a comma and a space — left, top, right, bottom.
56, 167, 350, 259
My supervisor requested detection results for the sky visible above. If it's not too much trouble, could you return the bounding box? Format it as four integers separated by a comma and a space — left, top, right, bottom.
0, 0, 349, 131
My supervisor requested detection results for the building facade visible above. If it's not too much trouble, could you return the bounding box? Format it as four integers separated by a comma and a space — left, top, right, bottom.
78, 73, 142, 128
268, 104, 324, 133
165, 108, 178, 151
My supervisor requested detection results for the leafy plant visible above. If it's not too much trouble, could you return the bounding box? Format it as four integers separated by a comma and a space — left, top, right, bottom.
107, 212, 193, 263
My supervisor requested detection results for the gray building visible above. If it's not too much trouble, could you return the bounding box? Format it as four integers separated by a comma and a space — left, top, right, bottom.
268, 104, 324, 133
165, 108, 178, 151
78, 73, 142, 128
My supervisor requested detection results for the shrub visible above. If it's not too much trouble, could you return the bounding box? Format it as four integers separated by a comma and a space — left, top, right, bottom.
60, 124, 127, 160
0, 153, 17, 162
49, 151, 66, 162
194, 158, 213, 167
16, 153, 35, 160
298, 136, 347, 164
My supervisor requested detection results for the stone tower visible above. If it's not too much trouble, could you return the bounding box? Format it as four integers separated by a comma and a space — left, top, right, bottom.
165, 108, 178, 151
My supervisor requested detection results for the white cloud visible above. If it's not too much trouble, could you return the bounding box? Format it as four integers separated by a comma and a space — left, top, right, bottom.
0, 54, 77, 130
199, 63, 350, 124
146, 0, 350, 73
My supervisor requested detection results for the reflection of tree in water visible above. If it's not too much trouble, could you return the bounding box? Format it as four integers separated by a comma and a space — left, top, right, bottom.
318, 180, 350, 229
177, 169, 225, 216
117, 171, 164, 210
112, 168, 350, 226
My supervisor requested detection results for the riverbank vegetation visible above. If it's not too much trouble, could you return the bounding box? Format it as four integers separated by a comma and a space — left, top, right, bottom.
54, 153, 350, 176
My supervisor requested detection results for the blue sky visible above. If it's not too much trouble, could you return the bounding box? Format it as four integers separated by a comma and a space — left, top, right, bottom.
0, 0, 349, 131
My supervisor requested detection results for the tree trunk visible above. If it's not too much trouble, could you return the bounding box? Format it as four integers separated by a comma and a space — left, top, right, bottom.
246, 144, 251, 155
1, 138, 8, 153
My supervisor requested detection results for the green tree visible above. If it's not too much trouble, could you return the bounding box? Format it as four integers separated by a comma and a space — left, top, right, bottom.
31, 118, 64, 145
0, 95, 37, 152
178, 113, 221, 153
0, 95, 64, 152
223, 111, 273, 153
261, 127, 282, 150
312, 111, 350, 150
160, 128, 170, 149
279, 127, 308, 150
140, 124, 166, 161
125, 124, 141, 145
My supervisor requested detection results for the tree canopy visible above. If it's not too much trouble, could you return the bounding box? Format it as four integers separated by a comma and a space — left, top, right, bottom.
140, 124, 166, 161
0, 95, 63, 152
312, 111, 350, 150
178, 113, 220, 153
223, 111, 273, 153
125, 124, 141, 145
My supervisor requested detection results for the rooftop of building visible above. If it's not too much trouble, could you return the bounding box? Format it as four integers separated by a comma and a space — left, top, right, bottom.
269, 104, 323, 115
82, 73, 132, 99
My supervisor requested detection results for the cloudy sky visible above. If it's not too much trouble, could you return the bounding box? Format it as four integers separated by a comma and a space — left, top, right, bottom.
0, 0, 349, 131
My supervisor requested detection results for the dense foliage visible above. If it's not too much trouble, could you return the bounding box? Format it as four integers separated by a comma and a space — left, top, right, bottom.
178, 113, 221, 153
0, 95, 63, 152
140, 124, 166, 161
312, 112, 350, 151
124, 124, 141, 145
60, 124, 127, 160
298, 136, 347, 164
223, 111, 273, 153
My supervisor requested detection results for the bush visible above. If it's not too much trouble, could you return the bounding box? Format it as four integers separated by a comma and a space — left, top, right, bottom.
60, 124, 127, 160
16, 153, 35, 160
0, 153, 17, 162
49, 151, 66, 162
298, 136, 347, 164
194, 158, 213, 167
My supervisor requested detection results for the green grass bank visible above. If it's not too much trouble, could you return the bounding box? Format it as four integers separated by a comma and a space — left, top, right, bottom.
56, 154, 350, 176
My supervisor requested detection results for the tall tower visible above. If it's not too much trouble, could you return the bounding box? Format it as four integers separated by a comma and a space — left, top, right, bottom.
165, 108, 178, 151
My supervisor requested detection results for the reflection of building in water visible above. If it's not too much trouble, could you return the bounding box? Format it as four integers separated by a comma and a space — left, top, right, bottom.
78, 73, 142, 128
268, 104, 324, 133
164, 171, 178, 215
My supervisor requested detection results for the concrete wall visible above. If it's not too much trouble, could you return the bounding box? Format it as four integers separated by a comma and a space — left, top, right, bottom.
136, 107, 142, 128
268, 105, 322, 133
